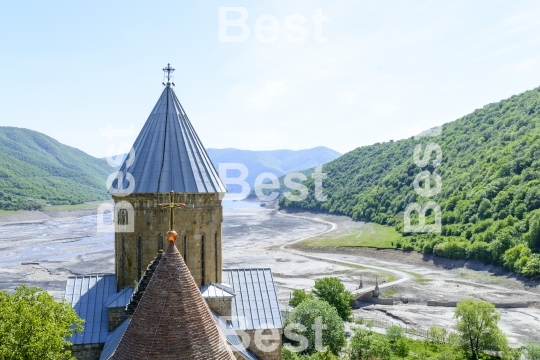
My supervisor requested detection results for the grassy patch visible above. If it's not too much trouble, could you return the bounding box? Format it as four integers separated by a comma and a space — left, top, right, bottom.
303, 223, 402, 249
0, 201, 107, 217
0, 210, 24, 216
44, 201, 105, 212
383, 289, 397, 297
400, 270, 432, 284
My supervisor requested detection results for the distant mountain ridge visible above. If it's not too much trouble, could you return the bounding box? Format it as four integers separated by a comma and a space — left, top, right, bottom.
0, 127, 339, 210
0, 127, 112, 210
206, 147, 341, 190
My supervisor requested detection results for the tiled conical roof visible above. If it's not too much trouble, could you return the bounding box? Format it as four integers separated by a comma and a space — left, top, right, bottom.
112, 241, 235, 360
112, 84, 226, 194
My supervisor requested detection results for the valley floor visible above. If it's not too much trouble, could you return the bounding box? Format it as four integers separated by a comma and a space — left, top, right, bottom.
0, 206, 538, 346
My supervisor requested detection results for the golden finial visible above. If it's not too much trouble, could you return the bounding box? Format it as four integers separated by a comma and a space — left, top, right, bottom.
166, 230, 178, 242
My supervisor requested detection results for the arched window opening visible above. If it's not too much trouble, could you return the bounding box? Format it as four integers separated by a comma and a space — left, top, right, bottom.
158, 234, 163, 251
201, 235, 205, 286
118, 209, 128, 225
137, 234, 142, 281
121, 234, 126, 287
183, 235, 187, 262
215, 232, 218, 282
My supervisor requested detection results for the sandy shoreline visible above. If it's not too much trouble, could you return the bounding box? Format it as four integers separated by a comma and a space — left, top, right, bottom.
0, 209, 101, 224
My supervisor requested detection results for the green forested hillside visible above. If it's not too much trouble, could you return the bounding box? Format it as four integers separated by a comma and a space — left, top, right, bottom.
280, 87, 540, 277
0, 127, 113, 210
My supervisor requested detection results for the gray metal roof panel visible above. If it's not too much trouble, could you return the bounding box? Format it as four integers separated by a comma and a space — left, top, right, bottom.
99, 318, 130, 360
112, 86, 226, 194
64, 275, 117, 345
223, 269, 283, 331
201, 283, 235, 298
212, 312, 258, 360
105, 286, 133, 308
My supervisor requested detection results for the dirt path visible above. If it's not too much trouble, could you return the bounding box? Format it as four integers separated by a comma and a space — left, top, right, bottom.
277, 213, 412, 295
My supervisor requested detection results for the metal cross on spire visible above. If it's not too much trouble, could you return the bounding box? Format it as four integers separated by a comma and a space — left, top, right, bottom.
162, 63, 175, 83
158, 191, 186, 231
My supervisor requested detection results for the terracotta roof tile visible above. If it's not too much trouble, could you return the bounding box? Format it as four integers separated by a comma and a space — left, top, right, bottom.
113, 242, 235, 360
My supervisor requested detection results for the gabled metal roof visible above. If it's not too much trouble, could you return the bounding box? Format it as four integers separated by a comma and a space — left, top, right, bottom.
99, 319, 130, 360
64, 275, 117, 345
105, 286, 133, 309
201, 283, 235, 298
112, 85, 226, 194
222, 269, 283, 330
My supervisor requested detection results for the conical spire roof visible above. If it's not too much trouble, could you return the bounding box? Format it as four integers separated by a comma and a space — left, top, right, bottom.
113, 241, 235, 360
113, 84, 226, 194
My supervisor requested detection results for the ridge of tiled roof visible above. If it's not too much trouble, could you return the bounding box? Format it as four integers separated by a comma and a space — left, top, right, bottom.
112, 242, 235, 360
125, 250, 162, 316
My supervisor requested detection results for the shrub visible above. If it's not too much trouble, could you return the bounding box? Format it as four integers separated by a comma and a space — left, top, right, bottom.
502, 244, 532, 272
522, 255, 540, 278
394, 338, 410, 359
290, 289, 313, 307
467, 241, 492, 263
385, 325, 404, 343
429, 326, 448, 345
434, 241, 469, 259
524, 343, 540, 360
347, 327, 391, 360
312, 277, 354, 321
286, 298, 345, 355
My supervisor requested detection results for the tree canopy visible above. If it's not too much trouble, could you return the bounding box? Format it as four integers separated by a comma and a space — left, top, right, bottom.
454, 299, 508, 360
290, 289, 314, 308
280, 87, 540, 278
347, 327, 392, 360
0, 127, 112, 210
312, 277, 354, 321
285, 298, 345, 356
0, 285, 83, 360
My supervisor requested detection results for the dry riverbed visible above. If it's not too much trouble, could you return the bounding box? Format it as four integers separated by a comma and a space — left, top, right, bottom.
0, 205, 538, 346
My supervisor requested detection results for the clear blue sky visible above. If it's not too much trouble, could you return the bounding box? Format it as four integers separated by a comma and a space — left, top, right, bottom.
1, 1, 540, 158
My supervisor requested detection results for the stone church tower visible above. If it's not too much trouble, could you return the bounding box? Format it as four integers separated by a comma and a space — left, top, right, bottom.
111, 65, 226, 289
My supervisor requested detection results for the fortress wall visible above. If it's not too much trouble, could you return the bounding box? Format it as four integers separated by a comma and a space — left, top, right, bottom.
427, 300, 533, 308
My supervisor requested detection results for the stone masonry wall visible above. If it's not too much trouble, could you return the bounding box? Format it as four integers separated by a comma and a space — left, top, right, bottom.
108, 306, 127, 332
206, 297, 232, 317
244, 329, 282, 360
113, 193, 223, 289
71, 343, 104, 360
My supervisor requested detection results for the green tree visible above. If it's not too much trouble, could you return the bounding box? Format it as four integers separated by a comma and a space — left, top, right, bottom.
286, 298, 345, 356
489, 229, 516, 265
467, 242, 492, 263
347, 327, 391, 360
386, 325, 404, 343
438, 351, 457, 360
503, 244, 531, 272
454, 299, 508, 360
0, 285, 83, 360
282, 346, 301, 360
478, 199, 491, 219
528, 212, 540, 252
429, 326, 448, 345
304, 346, 338, 360
522, 255, 540, 278
394, 338, 410, 359
290, 289, 313, 307
524, 343, 540, 360
312, 277, 354, 321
